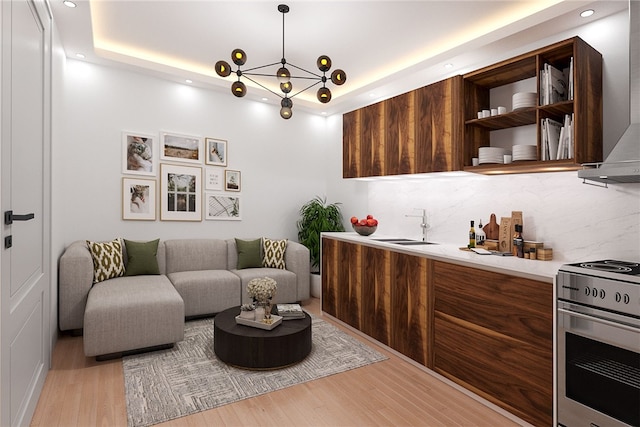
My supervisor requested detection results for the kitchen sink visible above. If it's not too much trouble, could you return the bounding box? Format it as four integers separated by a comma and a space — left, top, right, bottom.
393, 241, 437, 245
372, 238, 414, 242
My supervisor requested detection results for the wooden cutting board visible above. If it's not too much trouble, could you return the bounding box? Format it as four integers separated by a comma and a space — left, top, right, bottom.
483, 213, 500, 240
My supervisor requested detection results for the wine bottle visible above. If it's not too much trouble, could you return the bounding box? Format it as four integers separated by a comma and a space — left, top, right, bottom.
469, 220, 476, 248
476, 219, 486, 246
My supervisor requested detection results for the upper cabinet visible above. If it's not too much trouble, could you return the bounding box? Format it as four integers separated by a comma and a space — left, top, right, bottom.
463, 36, 602, 174
342, 36, 603, 177
343, 76, 463, 178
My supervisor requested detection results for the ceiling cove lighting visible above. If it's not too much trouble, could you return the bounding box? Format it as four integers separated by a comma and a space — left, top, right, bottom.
215, 4, 346, 119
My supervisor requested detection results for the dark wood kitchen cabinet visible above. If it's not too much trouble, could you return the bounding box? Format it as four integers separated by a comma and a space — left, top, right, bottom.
322, 238, 430, 365
342, 76, 463, 178
432, 260, 553, 427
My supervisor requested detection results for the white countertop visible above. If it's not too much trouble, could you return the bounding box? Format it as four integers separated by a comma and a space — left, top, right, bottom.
322, 232, 564, 283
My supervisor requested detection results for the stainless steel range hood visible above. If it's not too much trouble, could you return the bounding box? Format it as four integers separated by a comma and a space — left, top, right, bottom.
578, 1, 639, 185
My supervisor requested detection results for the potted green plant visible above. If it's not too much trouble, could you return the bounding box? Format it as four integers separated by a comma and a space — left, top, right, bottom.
297, 196, 345, 297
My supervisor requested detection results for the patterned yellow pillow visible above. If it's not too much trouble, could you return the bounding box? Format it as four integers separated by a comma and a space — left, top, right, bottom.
262, 238, 288, 269
86, 238, 125, 283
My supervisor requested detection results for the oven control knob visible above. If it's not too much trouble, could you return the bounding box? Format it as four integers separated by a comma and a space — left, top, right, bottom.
592, 287, 598, 297
599, 289, 605, 299
585, 287, 590, 296
623, 294, 630, 304
616, 292, 621, 302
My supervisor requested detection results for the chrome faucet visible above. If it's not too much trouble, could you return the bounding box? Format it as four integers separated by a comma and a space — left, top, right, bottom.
405, 208, 430, 242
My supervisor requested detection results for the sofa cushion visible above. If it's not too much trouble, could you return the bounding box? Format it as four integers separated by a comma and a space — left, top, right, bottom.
124, 239, 160, 276
86, 238, 125, 283
168, 270, 241, 317
235, 238, 262, 269
262, 238, 287, 269
164, 239, 228, 273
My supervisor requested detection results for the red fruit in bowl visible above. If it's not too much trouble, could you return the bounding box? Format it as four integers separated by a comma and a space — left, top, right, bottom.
366, 218, 376, 226
372, 219, 378, 226
366, 214, 374, 219
350, 216, 358, 224
359, 219, 367, 226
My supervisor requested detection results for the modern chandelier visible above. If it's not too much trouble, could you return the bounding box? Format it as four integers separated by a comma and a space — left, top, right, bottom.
214, 4, 346, 119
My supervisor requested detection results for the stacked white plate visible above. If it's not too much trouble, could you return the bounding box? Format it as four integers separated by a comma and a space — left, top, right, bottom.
512, 92, 537, 110
478, 146, 506, 164
512, 144, 537, 161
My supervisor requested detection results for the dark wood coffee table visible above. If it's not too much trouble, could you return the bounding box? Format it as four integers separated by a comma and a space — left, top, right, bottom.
213, 306, 312, 369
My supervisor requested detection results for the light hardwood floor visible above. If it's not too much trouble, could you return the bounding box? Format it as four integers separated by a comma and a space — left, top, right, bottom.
31, 298, 522, 427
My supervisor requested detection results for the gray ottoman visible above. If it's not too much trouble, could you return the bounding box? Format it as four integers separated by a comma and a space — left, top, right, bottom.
83, 275, 184, 359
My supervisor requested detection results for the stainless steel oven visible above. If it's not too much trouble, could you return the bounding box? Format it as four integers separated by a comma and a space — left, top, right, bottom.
557, 260, 640, 427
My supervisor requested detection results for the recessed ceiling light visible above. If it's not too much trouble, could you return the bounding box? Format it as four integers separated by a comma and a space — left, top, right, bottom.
75, 53, 85, 59
185, 79, 193, 84
369, 93, 378, 98
63, 1, 77, 8
444, 63, 454, 69
261, 97, 268, 102
580, 9, 594, 18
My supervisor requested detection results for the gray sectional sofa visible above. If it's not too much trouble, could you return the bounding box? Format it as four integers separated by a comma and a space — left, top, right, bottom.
58, 238, 310, 359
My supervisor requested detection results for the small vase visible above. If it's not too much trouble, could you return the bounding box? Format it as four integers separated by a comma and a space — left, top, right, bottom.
264, 300, 272, 320
239, 310, 254, 320
254, 306, 265, 320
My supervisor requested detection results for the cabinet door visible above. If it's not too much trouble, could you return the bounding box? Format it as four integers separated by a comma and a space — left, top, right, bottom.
361, 246, 391, 346
385, 91, 416, 175
415, 76, 464, 172
390, 252, 429, 366
360, 102, 385, 177
342, 110, 361, 178
321, 238, 362, 329
321, 237, 338, 318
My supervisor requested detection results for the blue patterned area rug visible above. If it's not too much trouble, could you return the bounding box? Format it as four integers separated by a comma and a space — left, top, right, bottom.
123, 316, 387, 427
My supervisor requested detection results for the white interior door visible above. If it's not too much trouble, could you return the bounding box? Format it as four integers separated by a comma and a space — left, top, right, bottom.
1, 1, 51, 426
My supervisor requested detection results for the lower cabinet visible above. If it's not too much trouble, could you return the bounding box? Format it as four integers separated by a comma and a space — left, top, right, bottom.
433, 261, 553, 427
321, 237, 552, 427
322, 238, 430, 366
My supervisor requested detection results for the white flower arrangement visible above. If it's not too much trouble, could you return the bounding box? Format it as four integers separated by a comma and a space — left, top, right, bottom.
247, 277, 277, 302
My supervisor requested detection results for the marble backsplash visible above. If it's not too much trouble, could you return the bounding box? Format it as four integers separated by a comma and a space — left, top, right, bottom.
366, 171, 640, 263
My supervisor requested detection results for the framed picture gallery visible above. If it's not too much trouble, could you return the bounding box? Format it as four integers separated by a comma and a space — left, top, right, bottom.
224, 169, 241, 192
160, 131, 203, 164
160, 163, 202, 221
122, 177, 156, 220
122, 131, 156, 176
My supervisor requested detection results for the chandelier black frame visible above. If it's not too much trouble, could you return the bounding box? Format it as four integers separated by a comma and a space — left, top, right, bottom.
215, 4, 346, 119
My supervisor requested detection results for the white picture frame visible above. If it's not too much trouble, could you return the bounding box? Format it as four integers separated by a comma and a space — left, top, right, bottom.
205, 137, 227, 166
122, 131, 156, 176
160, 164, 202, 221
205, 193, 241, 221
122, 178, 156, 220
160, 131, 203, 164
205, 167, 224, 191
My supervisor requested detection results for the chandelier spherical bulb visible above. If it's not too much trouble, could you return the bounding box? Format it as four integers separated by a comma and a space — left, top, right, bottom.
231, 49, 246, 66
317, 55, 332, 72
317, 87, 332, 103
280, 81, 293, 94
280, 107, 292, 119
331, 69, 347, 85
276, 67, 291, 83
231, 81, 246, 97
215, 60, 232, 77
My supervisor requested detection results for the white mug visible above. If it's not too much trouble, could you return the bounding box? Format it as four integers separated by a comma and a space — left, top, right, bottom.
472, 157, 480, 166
497, 106, 507, 115
482, 109, 490, 118
504, 154, 512, 164
491, 108, 498, 116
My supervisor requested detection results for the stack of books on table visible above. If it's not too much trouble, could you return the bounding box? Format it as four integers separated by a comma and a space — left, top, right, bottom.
276, 303, 305, 320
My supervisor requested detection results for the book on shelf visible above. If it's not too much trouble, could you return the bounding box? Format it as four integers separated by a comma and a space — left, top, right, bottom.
276, 303, 305, 318
541, 115, 574, 161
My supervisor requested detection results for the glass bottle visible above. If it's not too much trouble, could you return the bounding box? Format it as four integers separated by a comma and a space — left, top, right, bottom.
514, 224, 524, 258
476, 219, 486, 246
469, 220, 476, 248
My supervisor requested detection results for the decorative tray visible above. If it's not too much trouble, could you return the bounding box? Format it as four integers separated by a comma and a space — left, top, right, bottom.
235, 315, 283, 330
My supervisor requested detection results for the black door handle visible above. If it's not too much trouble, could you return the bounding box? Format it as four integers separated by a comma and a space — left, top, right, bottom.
4, 211, 35, 225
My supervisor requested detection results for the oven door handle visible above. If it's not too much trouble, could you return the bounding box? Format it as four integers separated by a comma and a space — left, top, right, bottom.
558, 308, 639, 333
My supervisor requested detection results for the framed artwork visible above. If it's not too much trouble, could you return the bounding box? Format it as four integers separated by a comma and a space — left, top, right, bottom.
205, 167, 224, 191
122, 178, 156, 220
160, 131, 203, 164
225, 169, 241, 192
160, 164, 202, 221
205, 137, 227, 166
205, 193, 241, 221
122, 131, 156, 176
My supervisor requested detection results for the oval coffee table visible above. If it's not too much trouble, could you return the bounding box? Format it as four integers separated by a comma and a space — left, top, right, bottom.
214, 306, 312, 369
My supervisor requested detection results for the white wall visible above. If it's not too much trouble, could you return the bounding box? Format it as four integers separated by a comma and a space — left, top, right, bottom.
325, 9, 640, 264
57, 61, 330, 248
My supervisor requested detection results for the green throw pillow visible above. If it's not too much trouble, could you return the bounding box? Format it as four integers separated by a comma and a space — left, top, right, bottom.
124, 239, 160, 276
236, 238, 262, 269
86, 238, 125, 284
262, 238, 288, 269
